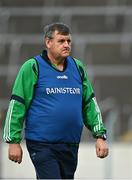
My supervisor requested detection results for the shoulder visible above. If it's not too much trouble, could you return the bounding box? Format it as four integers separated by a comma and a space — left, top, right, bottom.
20, 58, 38, 76
71, 57, 87, 81
21, 58, 37, 69
72, 57, 86, 73
72, 57, 85, 68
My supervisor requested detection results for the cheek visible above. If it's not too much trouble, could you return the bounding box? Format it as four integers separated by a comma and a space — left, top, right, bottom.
50, 43, 63, 53
50, 45, 61, 55
50, 45, 56, 52
52, 43, 60, 49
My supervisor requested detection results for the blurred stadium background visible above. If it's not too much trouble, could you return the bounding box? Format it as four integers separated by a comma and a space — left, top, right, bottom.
0, 0, 132, 179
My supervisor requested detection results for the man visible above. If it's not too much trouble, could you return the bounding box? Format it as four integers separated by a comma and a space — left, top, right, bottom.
3, 22, 108, 179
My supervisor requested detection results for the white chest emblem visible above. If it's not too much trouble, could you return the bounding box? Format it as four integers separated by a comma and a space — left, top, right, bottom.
57, 75, 68, 79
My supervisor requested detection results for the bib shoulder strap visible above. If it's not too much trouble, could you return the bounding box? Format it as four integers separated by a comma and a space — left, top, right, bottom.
71, 57, 84, 82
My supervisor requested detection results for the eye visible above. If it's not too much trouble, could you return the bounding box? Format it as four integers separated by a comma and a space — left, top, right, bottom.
58, 39, 65, 43
67, 39, 71, 44
58, 38, 71, 44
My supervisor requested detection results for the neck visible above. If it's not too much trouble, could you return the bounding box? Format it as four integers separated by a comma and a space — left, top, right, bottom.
47, 52, 65, 66
47, 52, 66, 71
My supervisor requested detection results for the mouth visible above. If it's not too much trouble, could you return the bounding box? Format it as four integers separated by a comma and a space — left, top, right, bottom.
62, 49, 71, 53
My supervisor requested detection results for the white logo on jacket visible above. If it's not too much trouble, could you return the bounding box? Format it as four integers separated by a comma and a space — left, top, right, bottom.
46, 87, 80, 95
57, 75, 68, 79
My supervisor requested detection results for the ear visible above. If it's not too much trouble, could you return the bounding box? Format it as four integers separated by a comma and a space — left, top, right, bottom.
45, 38, 52, 49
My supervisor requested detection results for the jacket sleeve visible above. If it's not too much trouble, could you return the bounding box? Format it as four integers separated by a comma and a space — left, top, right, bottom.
3, 58, 38, 143
75, 58, 106, 138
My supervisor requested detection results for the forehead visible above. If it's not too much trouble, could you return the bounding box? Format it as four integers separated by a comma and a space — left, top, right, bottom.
53, 30, 71, 40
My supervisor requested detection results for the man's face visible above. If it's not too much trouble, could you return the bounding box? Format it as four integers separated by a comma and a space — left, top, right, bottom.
45, 30, 72, 59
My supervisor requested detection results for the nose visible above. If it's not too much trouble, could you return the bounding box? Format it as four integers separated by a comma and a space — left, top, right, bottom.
64, 40, 70, 47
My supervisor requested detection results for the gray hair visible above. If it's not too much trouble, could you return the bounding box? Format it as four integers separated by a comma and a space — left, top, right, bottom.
43, 22, 71, 39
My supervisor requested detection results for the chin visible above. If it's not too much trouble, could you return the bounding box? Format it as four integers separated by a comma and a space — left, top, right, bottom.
63, 52, 71, 57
